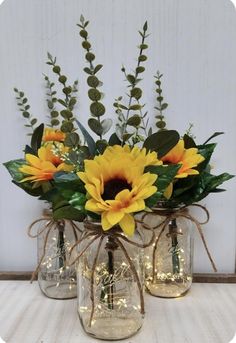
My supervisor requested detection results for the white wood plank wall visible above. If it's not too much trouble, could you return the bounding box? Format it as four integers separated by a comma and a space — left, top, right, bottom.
0, 0, 235, 272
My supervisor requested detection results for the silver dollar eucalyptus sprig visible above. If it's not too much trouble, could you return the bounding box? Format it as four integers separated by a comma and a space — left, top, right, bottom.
114, 21, 149, 146
154, 71, 168, 131
13, 88, 38, 134
78, 15, 112, 152
46, 53, 80, 148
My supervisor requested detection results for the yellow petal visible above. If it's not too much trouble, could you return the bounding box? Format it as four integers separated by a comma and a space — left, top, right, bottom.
106, 210, 124, 226
101, 212, 113, 231
119, 214, 135, 236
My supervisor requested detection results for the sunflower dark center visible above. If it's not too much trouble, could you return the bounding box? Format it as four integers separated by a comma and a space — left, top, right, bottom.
102, 178, 132, 201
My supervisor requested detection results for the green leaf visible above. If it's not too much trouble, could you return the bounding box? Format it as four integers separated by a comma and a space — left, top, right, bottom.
203, 132, 224, 145
69, 192, 87, 209
84, 67, 93, 75
94, 64, 103, 74
24, 145, 36, 155
54, 172, 84, 192
90, 102, 105, 117
108, 133, 122, 146
130, 88, 142, 100
138, 55, 147, 62
88, 89, 101, 101
126, 74, 136, 84
143, 130, 180, 158
197, 143, 217, 172
60, 110, 73, 119
64, 132, 80, 147
22, 111, 30, 118
161, 103, 168, 110
61, 121, 73, 133
31, 123, 44, 152
87, 76, 99, 87
53, 205, 85, 221
75, 119, 96, 156
86, 52, 95, 62
136, 66, 145, 74
129, 104, 141, 111
183, 134, 196, 148
146, 165, 181, 193
127, 115, 141, 127
3, 159, 26, 182
96, 139, 108, 153
88, 118, 103, 136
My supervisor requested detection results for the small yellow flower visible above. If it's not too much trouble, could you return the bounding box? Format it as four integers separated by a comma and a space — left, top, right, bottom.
78, 145, 159, 236
42, 128, 65, 142
161, 139, 204, 178
19, 144, 73, 183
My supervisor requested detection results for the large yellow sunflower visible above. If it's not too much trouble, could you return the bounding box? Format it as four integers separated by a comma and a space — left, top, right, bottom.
42, 128, 65, 142
19, 144, 73, 183
78, 145, 159, 236
161, 139, 204, 178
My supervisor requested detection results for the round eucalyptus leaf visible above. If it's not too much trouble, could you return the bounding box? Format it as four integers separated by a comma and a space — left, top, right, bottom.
127, 115, 141, 127
61, 121, 74, 133
130, 87, 142, 100
138, 55, 147, 62
22, 111, 30, 118
90, 102, 105, 117
80, 30, 88, 39
82, 41, 91, 49
87, 76, 99, 88
64, 132, 80, 147
86, 52, 95, 62
88, 118, 103, 135
53, 65, 61, 74
51, 110, 59, 118
60, 110, 73, 119
59, 75, 67, 84
51, 119, 60, 126
88, 89, 101, 101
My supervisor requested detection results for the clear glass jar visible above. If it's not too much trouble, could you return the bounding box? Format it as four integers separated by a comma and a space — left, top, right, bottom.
37, 215, 81, 299
76, 222, 144, 340
143, 208, 193, 298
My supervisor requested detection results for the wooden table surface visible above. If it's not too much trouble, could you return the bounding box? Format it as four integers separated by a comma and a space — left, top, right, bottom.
0, 281, 235, 343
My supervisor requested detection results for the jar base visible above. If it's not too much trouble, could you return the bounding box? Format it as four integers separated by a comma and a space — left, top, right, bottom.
39, 280, 77, 299
79, 313, 143, 340
145, 276, 192, 298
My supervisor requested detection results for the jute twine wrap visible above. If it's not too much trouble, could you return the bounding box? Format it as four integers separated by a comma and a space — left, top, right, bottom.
69, 219, 155, 327
141, 204, 217, 281
27, 213, 82, 283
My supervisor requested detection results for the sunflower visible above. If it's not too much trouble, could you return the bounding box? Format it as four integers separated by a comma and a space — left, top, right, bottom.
161, 139, 204, 178
161, 139, 205, 199
78, 145, 159, 236
19, 144, 73, 183
42, 127, 65, 142
103, 145, 163, 167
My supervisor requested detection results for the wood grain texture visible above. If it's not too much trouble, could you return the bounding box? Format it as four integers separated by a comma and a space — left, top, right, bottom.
0, 281, 235, 342
0, 0, 236, 273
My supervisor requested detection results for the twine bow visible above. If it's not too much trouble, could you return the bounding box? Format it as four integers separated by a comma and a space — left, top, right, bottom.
69, 219, 155, 327
141, 203, 217, 281
28, 216, 82, 283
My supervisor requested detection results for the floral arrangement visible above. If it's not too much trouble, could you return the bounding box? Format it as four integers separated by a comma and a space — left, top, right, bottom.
4, 16, 233, 236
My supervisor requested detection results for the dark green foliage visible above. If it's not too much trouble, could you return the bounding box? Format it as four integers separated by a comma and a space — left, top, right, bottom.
143, 130, 180, 157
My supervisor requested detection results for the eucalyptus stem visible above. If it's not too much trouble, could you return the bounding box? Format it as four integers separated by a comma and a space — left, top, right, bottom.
57, 221, 66, 270
169, 219, 180, 274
